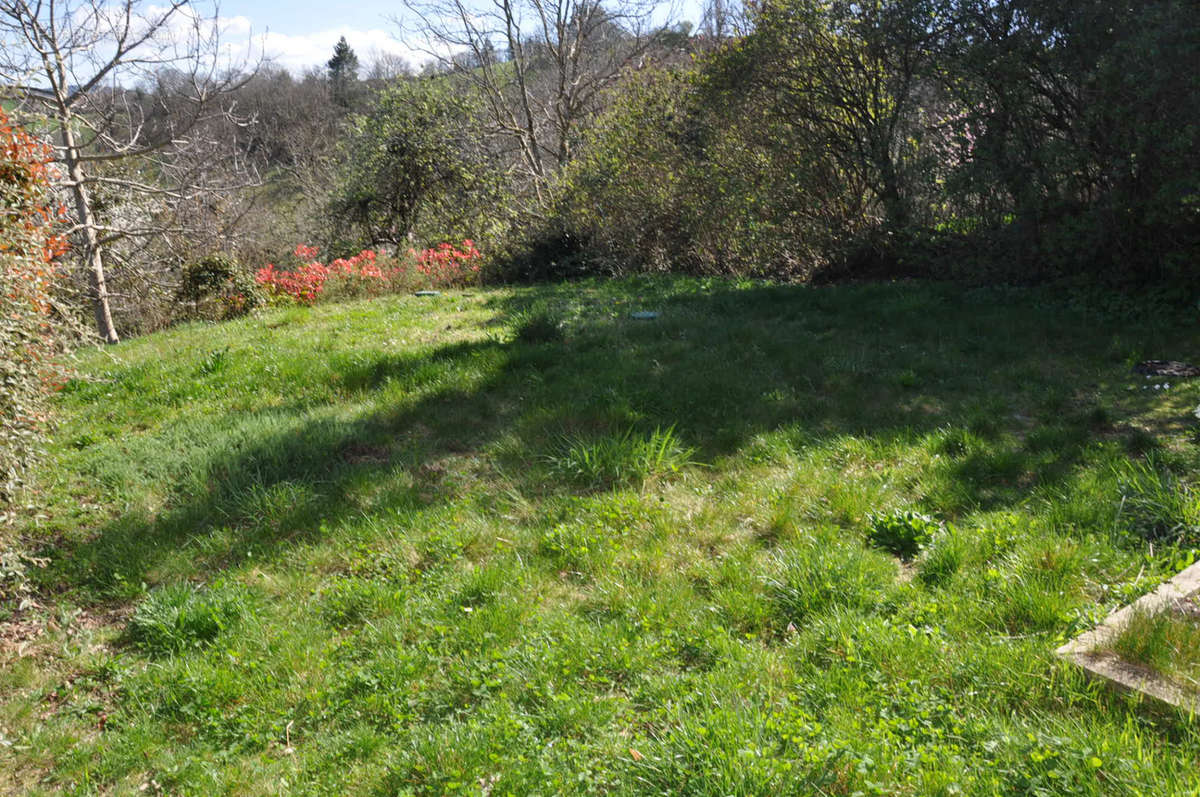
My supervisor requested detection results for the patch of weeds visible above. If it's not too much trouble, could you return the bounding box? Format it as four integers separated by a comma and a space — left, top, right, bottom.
414, 521, 479, 570
866, 509, 941, 560
127, 581, 250, 656
548, 425, 695, 489
195, 347, 232, 377
539, 521, 617, 571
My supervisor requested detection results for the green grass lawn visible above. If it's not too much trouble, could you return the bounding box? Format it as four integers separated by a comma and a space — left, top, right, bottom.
4, 276, 1200, 794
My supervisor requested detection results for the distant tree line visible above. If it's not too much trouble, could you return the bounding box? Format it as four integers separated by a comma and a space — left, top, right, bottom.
542, 0, 1199, 289
308, 0, 1198, 293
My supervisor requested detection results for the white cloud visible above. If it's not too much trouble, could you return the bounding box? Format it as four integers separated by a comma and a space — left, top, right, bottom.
26, 5, 430, 81
255, 26, 423, 75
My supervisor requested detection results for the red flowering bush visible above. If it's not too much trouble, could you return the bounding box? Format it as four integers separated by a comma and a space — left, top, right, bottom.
256, 240, 482, 306
412, 239, 482, 287
0, 107, 71, 512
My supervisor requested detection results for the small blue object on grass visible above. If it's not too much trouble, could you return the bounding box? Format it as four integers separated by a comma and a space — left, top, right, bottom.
630, 311, 659, 320
415, 291, 441, 296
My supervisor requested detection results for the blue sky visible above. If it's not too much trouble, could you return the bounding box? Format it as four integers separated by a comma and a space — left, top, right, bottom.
216, 0, 700, 74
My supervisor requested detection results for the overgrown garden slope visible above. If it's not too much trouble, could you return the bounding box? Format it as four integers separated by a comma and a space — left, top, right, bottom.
4, 278, 1200, 793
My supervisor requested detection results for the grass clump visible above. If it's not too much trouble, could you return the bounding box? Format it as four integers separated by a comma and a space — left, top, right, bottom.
1108, 605, 1200, 688
916, 525, 970, 587
314, 576, 395, 628
513, 310, 565, 344
1113, 455, 1200, 544
767, 534, 898, 623
127, 581, 250, 656
548, 425, 695, 489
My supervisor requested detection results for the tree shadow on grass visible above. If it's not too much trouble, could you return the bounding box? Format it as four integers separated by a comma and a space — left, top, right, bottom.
44, 279, 1151, 600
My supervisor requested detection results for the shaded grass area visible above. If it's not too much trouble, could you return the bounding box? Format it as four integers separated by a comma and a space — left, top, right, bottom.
4, 277, 1200, 793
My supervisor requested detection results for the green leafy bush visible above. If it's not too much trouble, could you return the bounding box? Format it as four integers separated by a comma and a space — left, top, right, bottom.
866, 509, 941, 560
175, 254, 262, 320
547, 64, 854, 280
328, 77, 503, 251
0, 109, 72, 518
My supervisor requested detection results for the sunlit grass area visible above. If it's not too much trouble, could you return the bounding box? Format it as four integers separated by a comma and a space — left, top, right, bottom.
4, 277, 1200, 794
1108, 605, 1200, 691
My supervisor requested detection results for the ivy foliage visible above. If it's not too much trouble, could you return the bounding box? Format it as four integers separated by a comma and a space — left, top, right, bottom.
0, 108, 71, 517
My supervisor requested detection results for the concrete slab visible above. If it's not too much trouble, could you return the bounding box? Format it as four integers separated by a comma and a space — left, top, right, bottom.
1056, 559, 1200, 712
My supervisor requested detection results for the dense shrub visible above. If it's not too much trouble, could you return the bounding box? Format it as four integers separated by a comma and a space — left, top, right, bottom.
328, 77, 506, 251
0, 108, 71, 517
504, 0, 1198, 292
175, 253, 263, 321
545, 64, 860, 280
937, 0, 1200, 289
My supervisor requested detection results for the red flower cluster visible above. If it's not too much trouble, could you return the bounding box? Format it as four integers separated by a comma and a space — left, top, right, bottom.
412, 240, 481, 287
256, 240, 482, 306
255, 245, 381, 305
0, 110, 69, 316
1, 107, 72, 500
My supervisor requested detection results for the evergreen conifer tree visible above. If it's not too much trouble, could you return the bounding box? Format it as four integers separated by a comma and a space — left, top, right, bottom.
327, 36, 361, 107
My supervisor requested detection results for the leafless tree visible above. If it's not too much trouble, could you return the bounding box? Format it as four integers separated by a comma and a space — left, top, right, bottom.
398, 0, 676, 204
699, 0, 753, 39
0, 0, 257, 343
365, 50, 415, 83
220, 66, 342, 267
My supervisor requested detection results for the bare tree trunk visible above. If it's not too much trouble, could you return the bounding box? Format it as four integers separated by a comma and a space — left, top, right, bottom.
59, 122, 118, 344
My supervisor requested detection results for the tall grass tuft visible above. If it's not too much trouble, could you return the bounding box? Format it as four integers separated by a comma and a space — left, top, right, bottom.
548, 425, 695, 489
513, 310, 565, 344
1112, 455, 1200, 544
1108, 606, 1200, 682
127, 582, 250, 657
